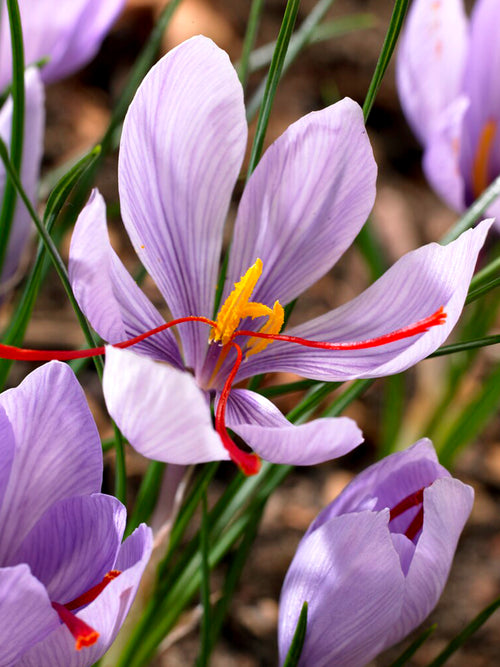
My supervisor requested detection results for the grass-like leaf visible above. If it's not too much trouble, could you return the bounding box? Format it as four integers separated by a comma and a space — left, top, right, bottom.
282, 602, 308, 667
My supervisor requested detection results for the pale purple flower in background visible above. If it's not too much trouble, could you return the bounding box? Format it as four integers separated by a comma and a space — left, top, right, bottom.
278, 440, 473, 667
0, 362, 152, 666
0, 0, 126, 89
0, 67, 44, 294
397, 0, 500, 222
69, 36, 491, 474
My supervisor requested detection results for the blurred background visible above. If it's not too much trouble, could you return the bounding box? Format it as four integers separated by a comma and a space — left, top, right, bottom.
5, 0, 499, 664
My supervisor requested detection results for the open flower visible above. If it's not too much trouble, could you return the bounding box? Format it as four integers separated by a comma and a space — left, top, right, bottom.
0, 0, 126, 89
397, 0, 500, 220
68, 36, 491, 474
0, 362, 152, 666
278, 439, 473, 666
0, 68, 44, 295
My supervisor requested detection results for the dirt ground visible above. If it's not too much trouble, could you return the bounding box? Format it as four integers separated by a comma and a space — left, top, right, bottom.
10, 0, 500, 665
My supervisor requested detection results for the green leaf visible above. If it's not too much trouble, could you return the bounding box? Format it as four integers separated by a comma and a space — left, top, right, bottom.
427, 596, 500, 666
282, 602, 308, 667
388, 624, 437, 667
125, 460, 166, 537
362, 0, 409, 122
237, 0, 266, 89
246, 0, 301, 177
0, 0, 25, 275
195, 492, 212, 667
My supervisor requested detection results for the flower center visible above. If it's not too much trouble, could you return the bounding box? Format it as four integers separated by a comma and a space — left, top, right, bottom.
389, 487, 425, 541
209, 258, 284, 356
51, 570, 121, 650
472, 119, 497, 200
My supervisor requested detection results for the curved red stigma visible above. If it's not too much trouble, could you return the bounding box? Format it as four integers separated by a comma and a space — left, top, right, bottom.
389, 487, 426, 540
51, 569, 122, 650
215, 343, 261, 476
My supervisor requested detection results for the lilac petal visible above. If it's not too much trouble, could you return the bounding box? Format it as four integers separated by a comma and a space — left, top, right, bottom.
69, 190, 183, 368
422, 96, 468, 212
383, 477, 473, 648
12, 494, 126, 604
238, 219, 492, 382
0, 362, 102, 563
226, 98, 376, 309
396, 0, 468, 145
225, 389, 363, 465
278, 510, 404, 667
0, 564, 60, 666
459, 0, 500, 205
0, 0, 126, 89
0, 68, 45, 285
103, 347, 229, 464
0, 404, 14, 511
17, 525, 153, 667
119, 36, 247, 374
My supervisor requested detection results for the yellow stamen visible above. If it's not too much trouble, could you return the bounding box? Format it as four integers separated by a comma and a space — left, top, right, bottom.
472, 120, 497, 199
210, 259, 284, 355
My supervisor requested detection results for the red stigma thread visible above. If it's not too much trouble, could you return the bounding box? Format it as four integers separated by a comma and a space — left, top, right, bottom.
51, 570, 121, 650
389, 487, 425, 540
234, 307, 447, 351
215, 343, 261, 476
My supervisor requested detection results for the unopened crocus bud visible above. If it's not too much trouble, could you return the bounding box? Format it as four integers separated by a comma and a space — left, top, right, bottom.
278, 439, 473, 667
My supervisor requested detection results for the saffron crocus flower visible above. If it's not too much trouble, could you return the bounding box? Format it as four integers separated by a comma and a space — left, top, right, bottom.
0, 0, 126, 90
278, 439, 473, 667
65, 36, 491, 474
0, 361, 152, 666
397, 0, 500, 220
0, 67, 44, 294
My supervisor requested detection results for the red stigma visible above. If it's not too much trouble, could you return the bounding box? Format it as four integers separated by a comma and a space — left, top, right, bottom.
389, 487, 426, 540
215, 343, 261, 476
52, 570, 121, 650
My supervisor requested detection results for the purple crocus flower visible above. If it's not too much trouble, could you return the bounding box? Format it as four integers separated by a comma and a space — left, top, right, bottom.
68, 36, 491, 474
397, 0, 500, 221
278, 439, 473, 667
0, 361, 152, 666
0, 0, 126, 90
0, 67, 44, 294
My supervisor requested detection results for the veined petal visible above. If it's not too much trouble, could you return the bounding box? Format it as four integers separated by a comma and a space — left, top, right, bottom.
225, 389, 363, 465
459, 0, 500, 206
103, 347, 229, 464
0, 403, 14, 512
69, 190, 183, 368
0, 0, 126, 88
0, 68, 45, 286
396, 0, 468, 145
11, 494, 126, 604
238, 220, 492, 382
422, 96, 468, 212
0, 565, 59, 666
278, 510, 404, 667
17, 525, 153, 667
308, 440, 448, 534
119, 36, 247, 373
226, 98, 376, 309
383, 477, 473, 648
0, 362, 102, 563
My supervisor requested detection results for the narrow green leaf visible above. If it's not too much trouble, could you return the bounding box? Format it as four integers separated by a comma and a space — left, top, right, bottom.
438, 362, 500, 466
388, 624, 437, 667
378, 373, 406, 458
429, 334, 500, 358
195, 492, 212, 667
125, 461, 166, 537
282, 602, 308, 667
246, 0, 301, 177
427, 596, 500, 667
238, 0, 266, 89
286, 381, 341, 423
441, 173, 500, 244
321, 378, 374, 417
260, 378, 318, 398
0, 0, 25, 274
466, 276, 500, 304
362, 0, 409, 122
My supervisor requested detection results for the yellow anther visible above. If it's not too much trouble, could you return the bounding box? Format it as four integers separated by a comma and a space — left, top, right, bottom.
472, 120, 497, 200
210, 259, 284, 354
246, 300, 285, 357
